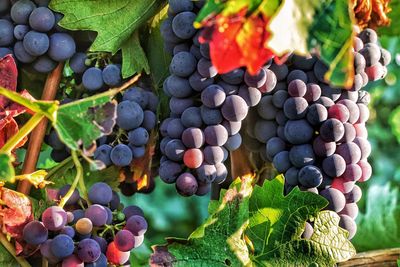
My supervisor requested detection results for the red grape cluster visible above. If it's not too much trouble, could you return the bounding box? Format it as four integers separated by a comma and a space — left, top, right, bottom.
159, 0, 274, 196
242, 28, 390, 239
22, 182, 147, 265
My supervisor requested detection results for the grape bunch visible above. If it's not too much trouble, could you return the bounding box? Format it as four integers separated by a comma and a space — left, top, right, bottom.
69, 51, 125, 92
242, 28, 390, 239
158, 0, 269, 196
22, 182, 147, 266
0, 0, 76, 73
45, 86, 159, 169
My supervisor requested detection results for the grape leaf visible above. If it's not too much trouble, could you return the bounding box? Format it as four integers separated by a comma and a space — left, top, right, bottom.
0, 153, 15, 183
352, 183, 400, 251
378, 0, 400, 36
390, 106, 400, 143
247, 176, 355, 265
151, 177, 253, 266
0, 187, 33, 240
50, 0, 166, 78
53, 90, 118, 151
308, 0, 354, 88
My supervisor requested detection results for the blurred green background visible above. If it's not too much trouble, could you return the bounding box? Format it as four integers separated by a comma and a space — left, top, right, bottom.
123, 35, 400, 265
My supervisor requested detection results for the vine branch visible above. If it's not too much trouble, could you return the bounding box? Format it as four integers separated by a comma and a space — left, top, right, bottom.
0, 232, 31, 267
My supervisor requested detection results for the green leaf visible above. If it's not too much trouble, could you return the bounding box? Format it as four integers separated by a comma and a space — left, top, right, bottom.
0, 153, 15, 183
151, 177, 253, 266
121, 31, 150, 78
50, 0, 166, 78
307, 0, 354, 88
0, 243, 19, 267
352, 183, 400, 251
53, 89, 118, 151
145, 14, 171, 89
247, 175, 328, 259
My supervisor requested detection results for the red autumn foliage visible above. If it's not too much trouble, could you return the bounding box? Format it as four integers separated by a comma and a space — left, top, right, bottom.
199, 9, 275, 75
0, 187, 33, 240
352, 0, 391, 29
0, 55, 34, 151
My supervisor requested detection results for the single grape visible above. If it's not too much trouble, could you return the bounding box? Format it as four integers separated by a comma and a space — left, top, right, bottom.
197, 58, 217, 78
13, 24, 29, 41
10, 0, 35, 24
71, 209, 85, 224
189, 71, 214, 92
183, 148, 204, 168
345, 185, 362, 203
220, 95, 249, 122
320, 118, 345, 142
307, 103, 328, 126
88, 182, 113, 205
258, 69, 277, 93
166, 74, 193, 98
102, 64, 121, 87
336, 142, 362, 164
320, 188, 346, 212
50, 234, 74, 259
196, 164, 217, 183
48, 33, 76, 61
302, 222, 314, 239
164, 139, 186, 161
339, 214, 357, 239
76, 238, 102, 263
289, 144, 315, 168
273, 151, 291, 173
221, 68, 244, 85
85, 204, 108, 227
283, 97, 308, 120
244, 68, 266, 88
32, 55, 57, 73
123, 87, 149, 108
61, 254, 83, 267
288, 79, 307, 97
23, 31, 49, 56
23, 220, 48, 245
312, 136, 335, 157
29, 7, 55, 32
114, 229, 136, 252
204, 124, 228, 146
203, 146, 224, 165
285, 167, 299, 186
254, 119, 277, 143
169, 97, 194, 115
214, 163, 228, 184
358, 160, 372, 182
298, 165, 323, 188
40, 239, 59, 264
82, 67, 104, 91
287, 69, 307, 83
224, 133, 242, 151
42, 206, 67, 231
322, 154, 346, 177
128, 127, 149, 146
122, 205, 144, 219
69, 52, 87, 74
284, 119, 313, 145
258, 95, 278, 120
60, 226, 75, 238
172, 11, 197, 39
94, 144, 112, 166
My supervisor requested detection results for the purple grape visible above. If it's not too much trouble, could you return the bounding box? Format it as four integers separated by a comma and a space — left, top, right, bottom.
23, 220, 48, 245
88, 182, 112, 205
42, 206, 67, 231
85, 204, 108, 227
77, 238, 101, 263
115, 230, 135, 252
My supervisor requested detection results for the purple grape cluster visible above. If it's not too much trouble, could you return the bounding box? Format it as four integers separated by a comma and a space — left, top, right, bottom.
242, 28, 390, 239
0, 0, 76, 73
158, 0, 270, 196
68, 51, 126, 92
22, 182, 147, 266
45, 86, 158, 169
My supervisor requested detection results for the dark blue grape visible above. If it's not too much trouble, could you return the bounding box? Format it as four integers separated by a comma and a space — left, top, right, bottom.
125, 215, 148, 235
82, 67, 104, 91
116, 100, 144, 130
159, 160, 182, 184
29, 7, 55, 32
200, 105, 223, 125
102, 64, 121, 87
197, 58, 217, 78
142, 110, 156, 131
94, 144, 112, 166
201, 84, 226, 108
123, 87, 149, 108
13, 24, 29, 40
221, 69, 244, 85
32, 55, 57, 73
88, 182, 113, 205
160, 17, 182, 43
60, 226, 75, 238
273, 151, 291, 173
110, 144, 133, 166
266, 137, 286, 158
285, 167, 299, 186
203, 146, 224, 165
50, 234, 74, 259
123, 205, 144, 219
298, 165, 323, 188
10, 0, 35, 24
48, 33, 76, 61
69, 52, 87, 73
77, 238, 101, 263
166, 74, 193, 98
85, 253, 107, 267
287, 69, 307, 83
257, 95, 278, 120
172, 11, 197, 39
289, 144, 315, 168
221, 95, 248, 122
189, 71, 214, 92
181, 107, 202, 128
40, 239, 59, 264
224, 133, 242, 151
128, 127, 149, 146
238, 85, 262, 107
47, 130, 64, 150
170, 51, 197, 77
23, 31, 49, 56
169, 0, 193, 14
23, 220, 48, 245
164, 139, 185, 161
0, 47, 13, 58
71, 209, 85, 224
175, 173, 198, 196
222, 120, 241, 135
214, 163, 228, 184
169, 97, 194, 115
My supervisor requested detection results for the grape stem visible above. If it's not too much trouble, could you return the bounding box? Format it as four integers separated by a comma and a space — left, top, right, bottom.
0, 232, 31, 267
0, 113, 44, 155
58, 151, 84, 208
45, 156, 73, 181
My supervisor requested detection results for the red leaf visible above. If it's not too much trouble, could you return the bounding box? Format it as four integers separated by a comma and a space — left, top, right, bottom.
0, 187, 33, 239
200, 10, 275, 75
0, 55, 18, 109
